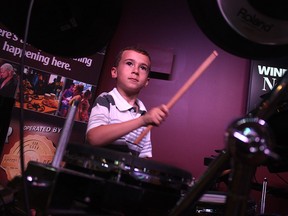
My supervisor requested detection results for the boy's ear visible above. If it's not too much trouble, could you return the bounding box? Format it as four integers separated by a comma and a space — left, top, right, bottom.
111, 67, 117, 78
144, 77, 150, 87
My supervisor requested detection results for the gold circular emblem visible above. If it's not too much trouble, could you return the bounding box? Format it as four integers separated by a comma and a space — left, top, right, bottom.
0, 135, 56, 180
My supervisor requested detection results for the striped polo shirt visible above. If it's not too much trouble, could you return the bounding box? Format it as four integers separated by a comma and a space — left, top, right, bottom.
87, 88, 152, 158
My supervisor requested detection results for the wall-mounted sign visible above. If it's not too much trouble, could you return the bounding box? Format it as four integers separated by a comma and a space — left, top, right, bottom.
247, 58, 288, 112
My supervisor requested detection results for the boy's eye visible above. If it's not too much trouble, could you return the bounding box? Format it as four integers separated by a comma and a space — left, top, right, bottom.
140, 65, 148, 71
124, 61, 149, 72
126, 61, 133, 66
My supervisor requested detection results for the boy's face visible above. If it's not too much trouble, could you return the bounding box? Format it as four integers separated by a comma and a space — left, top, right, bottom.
111, 50, 151, 94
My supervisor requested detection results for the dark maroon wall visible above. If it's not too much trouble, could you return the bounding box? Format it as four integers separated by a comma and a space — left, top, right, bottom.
96, 0, 288, 214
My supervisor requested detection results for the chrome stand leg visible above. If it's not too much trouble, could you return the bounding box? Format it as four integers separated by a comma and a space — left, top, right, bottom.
224, 117, 277, 216
260, 178, 268, 214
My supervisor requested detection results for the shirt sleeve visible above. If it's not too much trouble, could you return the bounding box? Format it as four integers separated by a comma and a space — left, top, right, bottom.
86, 98, 110, 133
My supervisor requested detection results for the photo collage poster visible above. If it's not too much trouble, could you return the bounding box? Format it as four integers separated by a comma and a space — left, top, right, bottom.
0, 23, 105, 185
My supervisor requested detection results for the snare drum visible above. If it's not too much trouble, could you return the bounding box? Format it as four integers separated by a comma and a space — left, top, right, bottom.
64, 143, 193, 215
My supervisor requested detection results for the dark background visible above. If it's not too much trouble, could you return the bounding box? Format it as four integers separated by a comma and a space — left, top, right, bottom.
0, 0, 288, 214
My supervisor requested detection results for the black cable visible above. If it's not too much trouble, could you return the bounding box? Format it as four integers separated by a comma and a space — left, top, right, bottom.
19, 0, 35, 215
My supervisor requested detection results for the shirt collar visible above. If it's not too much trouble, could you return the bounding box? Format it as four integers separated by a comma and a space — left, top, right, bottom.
110, 88, 147, 113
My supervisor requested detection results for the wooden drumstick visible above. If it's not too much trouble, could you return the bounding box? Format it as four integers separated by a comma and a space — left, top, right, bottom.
134, 50, 219, 145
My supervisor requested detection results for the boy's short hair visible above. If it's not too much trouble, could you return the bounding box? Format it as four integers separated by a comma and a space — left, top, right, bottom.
113, 46, 151, 68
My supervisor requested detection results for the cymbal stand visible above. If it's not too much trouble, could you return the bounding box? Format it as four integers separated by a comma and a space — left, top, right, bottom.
169, 117, 276, 216
224, 69, 288, 216
223, 117, 277, 216
170, 69, 288, 216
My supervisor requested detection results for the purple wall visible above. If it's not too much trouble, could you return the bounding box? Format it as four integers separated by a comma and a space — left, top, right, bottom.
96, 0, 288, 214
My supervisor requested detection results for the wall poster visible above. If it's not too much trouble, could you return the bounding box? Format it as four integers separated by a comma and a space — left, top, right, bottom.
0, 23, 105, 186
247, 58, 288, 112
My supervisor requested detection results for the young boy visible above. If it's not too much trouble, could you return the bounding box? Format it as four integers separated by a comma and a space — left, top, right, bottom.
86, 46, 169, 158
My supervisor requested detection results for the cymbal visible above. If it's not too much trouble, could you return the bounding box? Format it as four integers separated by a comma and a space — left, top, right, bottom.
187, 0, 288, 59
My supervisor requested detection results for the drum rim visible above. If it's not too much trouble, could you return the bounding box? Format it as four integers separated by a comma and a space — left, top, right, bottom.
66, 143, 193, 180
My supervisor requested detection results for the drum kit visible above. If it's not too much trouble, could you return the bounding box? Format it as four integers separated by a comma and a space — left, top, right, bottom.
19, 145, 193, 216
